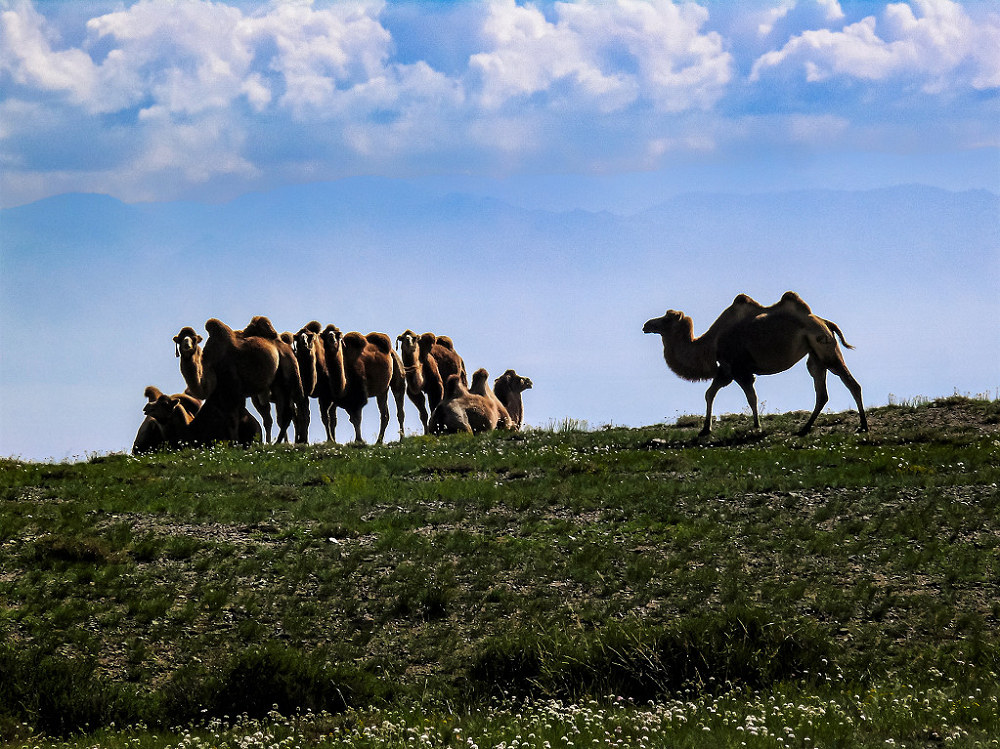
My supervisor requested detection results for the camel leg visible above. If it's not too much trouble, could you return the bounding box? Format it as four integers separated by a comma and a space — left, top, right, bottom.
410, 391, 430, 434
274, 395, 294, 444
375, 391, 391, 445
734, 373, 761, 430
293, 397, 310, 444
251, 394, 273, 443
392, 385, 407, 440
348, 405, 366, 444
701, 371, 733, 436
799, 354, 829, 435
827, 355, 868, 432
319, 397, 335, 442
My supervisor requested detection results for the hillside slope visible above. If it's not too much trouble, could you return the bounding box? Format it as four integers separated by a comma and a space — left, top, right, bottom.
1, 397, 999, 738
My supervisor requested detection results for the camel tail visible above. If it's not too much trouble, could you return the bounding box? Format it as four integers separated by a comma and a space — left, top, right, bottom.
823, 318, 855, 350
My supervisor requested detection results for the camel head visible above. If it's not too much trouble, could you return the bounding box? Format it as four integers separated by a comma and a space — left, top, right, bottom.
293, 328, 316, 357
642, 310, 687, 336
497, 369, 533, 393
321, 324, 343, 354
396, 329, 419, 354
417, 332, 437, 354
173, 327, 203, 358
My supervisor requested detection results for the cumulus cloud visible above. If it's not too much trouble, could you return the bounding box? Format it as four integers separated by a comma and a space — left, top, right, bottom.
0, 0, 996, 206
469, 0, 731, 112
750, 0, 1000, 91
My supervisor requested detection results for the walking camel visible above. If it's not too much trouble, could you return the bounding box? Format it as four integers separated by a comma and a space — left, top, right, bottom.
643, 292, 868, 436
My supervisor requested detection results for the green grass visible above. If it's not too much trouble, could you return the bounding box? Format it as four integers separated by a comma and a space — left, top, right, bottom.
1, 395, 999, 746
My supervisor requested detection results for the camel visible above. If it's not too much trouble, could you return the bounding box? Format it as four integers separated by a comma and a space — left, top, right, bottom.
416, 332, 468, 412
292, 321, 336, 443
469, 368, 515, 430
144, 391, 261, 448
177, 317, 303, 443
429, 371, 506, 434
144, 385, 201, 416
643, 292, 867, 436
321, 325, 406, 444
133, 386, 202, 454
493, 369, 533, 430
173, 327, 205, 398
395, 330, 431, 433
142, 394, 196, 448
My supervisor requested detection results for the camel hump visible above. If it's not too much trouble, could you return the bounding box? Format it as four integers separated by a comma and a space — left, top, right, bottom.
418, 332, 437, 351
443, 373, 467, 400
280, 331, 294, 345
470, 368, 490, 394
342, 331, 368, 351
304, 320, 323, 334
365, 332, 392, 354
243, 315, 279, 340
435, 336, 455, 350
779, 291, 812, 314
205, 318, 237, 344
732, 293, 764, 309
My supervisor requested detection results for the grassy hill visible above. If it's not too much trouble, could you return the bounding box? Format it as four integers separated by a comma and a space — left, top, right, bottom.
2, 396, 999, 747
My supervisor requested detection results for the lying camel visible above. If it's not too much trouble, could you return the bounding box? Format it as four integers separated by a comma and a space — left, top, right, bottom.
143, 391, 261, 448
643, 292, 867, 435
132, 386, 203, 454
322, 326, 406, 443
493, 370, 533, 430
469, 368, 514, 430
429, 371, 506, 434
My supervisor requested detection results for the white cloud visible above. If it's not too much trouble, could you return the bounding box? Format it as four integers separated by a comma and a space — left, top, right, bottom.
750, 0, 1000, 91
0, 1, 98, 105
0, 0, 995, 207
469, 0, 732, 112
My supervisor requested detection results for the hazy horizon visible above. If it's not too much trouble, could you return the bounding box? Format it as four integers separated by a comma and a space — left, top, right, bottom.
1, 0, 997, 460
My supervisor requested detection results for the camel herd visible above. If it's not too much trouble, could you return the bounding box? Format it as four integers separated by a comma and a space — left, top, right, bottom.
134, 291, 867, 454
132, 317, 533, 453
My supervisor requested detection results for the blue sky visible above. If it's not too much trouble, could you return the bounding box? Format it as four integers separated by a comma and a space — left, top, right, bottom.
1, 0, 998, 460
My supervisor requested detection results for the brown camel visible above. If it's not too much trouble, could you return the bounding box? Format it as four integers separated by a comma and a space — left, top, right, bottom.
132, 385, 202, 454
144, 391, 262, 448
416, 332, 467, 412
198, 316, 303, 443
469, 368, 514, 430
321, 326, 405, 443
173, 327, 205, 398
493, 369, 533, 430
292, 321, 336, 443
395, 329, 431, 433
429, 371, 505, 434
643, 292, 867, 436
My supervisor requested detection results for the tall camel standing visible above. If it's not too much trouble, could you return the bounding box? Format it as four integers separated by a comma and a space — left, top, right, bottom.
176, 317, 302, 443
321, 326, 406, 444
643, 292, 867, 436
